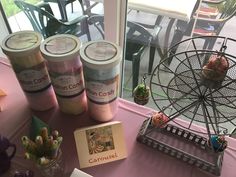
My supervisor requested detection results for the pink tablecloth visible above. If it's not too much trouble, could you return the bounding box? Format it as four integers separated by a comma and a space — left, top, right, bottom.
1, 60, 236, 177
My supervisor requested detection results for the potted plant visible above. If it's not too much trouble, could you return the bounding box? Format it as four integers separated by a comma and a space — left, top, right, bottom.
133, 76, 150, 105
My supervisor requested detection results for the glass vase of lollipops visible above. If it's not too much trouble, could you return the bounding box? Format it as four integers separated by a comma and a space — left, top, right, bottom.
21, 127, 64, 177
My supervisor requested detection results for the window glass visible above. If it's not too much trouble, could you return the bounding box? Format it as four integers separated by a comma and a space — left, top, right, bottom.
1, 0, 104, 40
122, 0, 236, 112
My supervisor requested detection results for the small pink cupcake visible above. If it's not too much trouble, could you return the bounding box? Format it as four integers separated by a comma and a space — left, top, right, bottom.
151, 112, 169, 128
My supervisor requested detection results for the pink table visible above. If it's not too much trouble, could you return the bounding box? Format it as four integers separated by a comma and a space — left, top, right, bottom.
1, 60, 236, 177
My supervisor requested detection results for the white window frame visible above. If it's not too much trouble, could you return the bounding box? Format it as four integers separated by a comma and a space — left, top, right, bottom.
103, 0, 127, 96
104, 0, 126, 46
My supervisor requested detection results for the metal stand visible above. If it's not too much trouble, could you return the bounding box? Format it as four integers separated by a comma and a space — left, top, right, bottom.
137, 118, 223, 176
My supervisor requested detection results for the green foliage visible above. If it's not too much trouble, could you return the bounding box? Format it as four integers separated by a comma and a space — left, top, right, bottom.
1, 0, 41, 17
134, 83, 149, 97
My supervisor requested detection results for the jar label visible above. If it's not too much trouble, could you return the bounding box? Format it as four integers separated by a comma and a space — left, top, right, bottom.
86, 75, 119, 104
50, 67, 85, 97
14, 62, 51, 93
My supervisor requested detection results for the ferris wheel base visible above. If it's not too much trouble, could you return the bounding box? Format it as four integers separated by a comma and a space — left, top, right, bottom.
136, 118, 224, 176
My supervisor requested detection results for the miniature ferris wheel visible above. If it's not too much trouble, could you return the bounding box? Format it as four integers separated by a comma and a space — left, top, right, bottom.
137, 36, 236, 176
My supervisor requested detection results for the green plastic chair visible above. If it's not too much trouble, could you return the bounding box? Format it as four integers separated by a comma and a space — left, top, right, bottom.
14, 0, 91, 40
88, 15, 153, 91
43, 0, 84, 21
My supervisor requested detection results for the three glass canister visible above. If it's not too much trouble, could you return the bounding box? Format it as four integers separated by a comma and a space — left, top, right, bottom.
1, 31, 121, 121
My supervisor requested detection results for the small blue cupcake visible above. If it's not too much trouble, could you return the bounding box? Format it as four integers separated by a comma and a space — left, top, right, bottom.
209, 135, 227, 152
